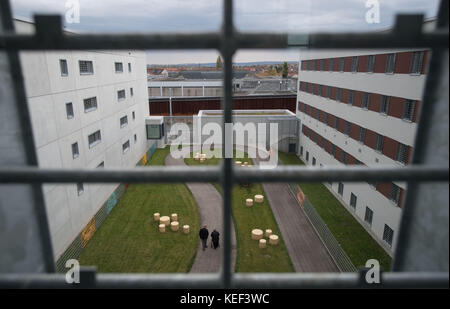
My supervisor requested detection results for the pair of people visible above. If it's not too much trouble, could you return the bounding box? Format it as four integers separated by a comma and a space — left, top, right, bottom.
199, 225, 220, 250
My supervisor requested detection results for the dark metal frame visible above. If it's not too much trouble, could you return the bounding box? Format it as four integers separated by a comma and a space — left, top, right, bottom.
0, 0, 448, 288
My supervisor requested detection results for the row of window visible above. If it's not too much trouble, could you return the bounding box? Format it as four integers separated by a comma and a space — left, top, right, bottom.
299, 102, 411, 164
59, 59, 132, 76
300, 125, 404, 206
299, 81, 418, 122
300, 50, 426, 75
65, 88, 134, 119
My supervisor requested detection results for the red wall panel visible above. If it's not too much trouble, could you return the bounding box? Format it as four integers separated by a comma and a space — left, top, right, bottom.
374, 53, 388, 73
394, 52, 412, 74
353, 90, 363, 108
357, 55, 368, 72
369, 93, 381, 112
365, 129, 376, 149
382, 136, 398, 161
344, 57, 352, 72
389, 96, 404, 118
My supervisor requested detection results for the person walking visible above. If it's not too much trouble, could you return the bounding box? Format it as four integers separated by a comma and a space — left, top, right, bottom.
210, 229, 220, 249
199, 225, 209, 251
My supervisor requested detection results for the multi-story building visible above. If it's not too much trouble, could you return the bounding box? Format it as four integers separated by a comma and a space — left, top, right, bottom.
15, 18, 156, 266
296, 48, 429, 255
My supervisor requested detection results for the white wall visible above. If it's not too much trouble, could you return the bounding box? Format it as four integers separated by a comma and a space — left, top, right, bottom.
20, 47, 152, 259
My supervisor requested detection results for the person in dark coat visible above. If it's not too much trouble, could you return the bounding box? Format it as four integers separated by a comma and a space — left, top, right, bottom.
199, 225, 209, 251
210, 229, 220, 249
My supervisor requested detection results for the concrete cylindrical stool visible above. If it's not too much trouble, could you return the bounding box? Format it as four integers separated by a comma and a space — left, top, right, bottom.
171, 213, 178, 221
159, 224, 166, 233
265, 229, 272, 238
251, 229, 263, 240
259, 239, 267, 249
269, 235, 279, 245
153, 212, 160, 221
254, 195, 264, 203
160, 216, 170, 227
183, 225, 190, 234
201, 153, 207, 159
235, 161, 242, 166
243, 161, 248, 166
246, 199, 253, 207
194, 155, 200, 161
171, 221, 179, 232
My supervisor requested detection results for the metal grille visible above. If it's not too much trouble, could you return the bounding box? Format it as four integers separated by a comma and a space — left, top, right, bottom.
0, 0, 448, 289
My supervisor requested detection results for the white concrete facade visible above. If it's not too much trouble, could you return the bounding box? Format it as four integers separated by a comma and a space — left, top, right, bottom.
296, 49, 427, 255
15, 19, 153, 260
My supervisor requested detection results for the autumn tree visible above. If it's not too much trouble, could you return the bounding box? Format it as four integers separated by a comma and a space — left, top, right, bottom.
216, 56, 223, 70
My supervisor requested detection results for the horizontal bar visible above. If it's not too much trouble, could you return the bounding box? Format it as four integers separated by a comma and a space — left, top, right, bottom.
0, 272, 447, 289
0, 165, 447, 184
1, 31, 447, 51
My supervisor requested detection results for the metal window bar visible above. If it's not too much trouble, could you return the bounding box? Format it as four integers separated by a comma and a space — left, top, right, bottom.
0, 0, 448, 288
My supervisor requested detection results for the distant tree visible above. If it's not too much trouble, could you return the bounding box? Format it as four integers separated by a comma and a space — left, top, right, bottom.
269, 65, 277, 76
282, 61, 288, 78
216, 56, 223, 70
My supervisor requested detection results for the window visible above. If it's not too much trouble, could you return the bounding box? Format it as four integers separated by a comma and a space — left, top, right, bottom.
351, 56, 358, 72
336, 88, 341, 102
329, 58, 334, 72
364, 207, 373, 226
333, 117, 339, 130
128, 62, 132, 72
348, 90, 354, 105
79, 60, 94, 74
358, 127, 366, 143
338, 182, 344, 196
375, 134, 384, 152
115, 62, 123, 73
339, 58, 345, 72
71, 142, 79, 159
122, 140, 130, 153
396, 143, 409, 164
402, 99, 415, 121
380, 95, 390, 114
321, 138, 326, 149
97, 161, 105, 168
66, 102, 74, 119
77, 183, 84, 196
385, 53, 396, 73
308, 60, 313, 71
367, 55, 375, 72
317, 85, 322, 96
409, 51, 424, 74
362, 92, 370, 109
315, 109, 319, 120
306, 151, 309, 162
132, 111, 136, 120
390, 183, 401, 204
324, 112, 329, 124
319, 59, 324, 71
344, 121, 351, 136
146, 123, 165, 139
60, 59, 68, 76
134, 134, 137, 143
84, 97, 98, 112
120, 115, 128, 128
383, 224, 394, 247
341, 151, 347, 164
130, 87, 134, 97
88, 130, 101, 148
300, 146, 303, 156
312, 157, 316, 166
331, 144, 336, 156
326, 86, 331, 99
118, 89, 126, 101
350, 193, 357, 209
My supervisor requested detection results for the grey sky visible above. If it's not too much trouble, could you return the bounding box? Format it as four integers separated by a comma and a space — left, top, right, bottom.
11, 0, 439, 64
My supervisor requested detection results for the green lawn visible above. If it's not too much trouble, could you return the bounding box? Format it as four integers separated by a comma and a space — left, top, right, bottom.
185, 151, 294, 273
78, 147, 200, 273
278, 151, 392, 270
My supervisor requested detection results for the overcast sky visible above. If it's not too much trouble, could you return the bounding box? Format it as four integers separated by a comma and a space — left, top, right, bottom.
11, 0, 439, 64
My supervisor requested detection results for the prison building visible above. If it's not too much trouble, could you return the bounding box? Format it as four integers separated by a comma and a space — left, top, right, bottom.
296, 48, 429, 255
15, 18, 157, 264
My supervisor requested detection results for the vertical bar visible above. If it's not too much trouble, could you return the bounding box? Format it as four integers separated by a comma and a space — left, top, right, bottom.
393, 0, 449, 271
221, 0, 235, 288
0, 0, 55, 272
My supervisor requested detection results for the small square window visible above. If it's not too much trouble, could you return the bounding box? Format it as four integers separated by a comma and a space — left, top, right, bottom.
312, 157, 316, 166
60, 59, 68, 76
348, 90, 354, 105
305, 151, 309, 162
336, 88, 341, 102
118, 90, 126, 101
338, 182, 344, 196
128, 62, 132, 72
130, 87, 134, 97
300, 146, 303, 156
79, 60, 94, 75
385, 53, 396, 73
329, 59, 334, 72
351, 56, 358, 72
120, 115, 128, 128
88, 130, 102, 148
375, 134, 384, 152
396, 143, 409, 164
358, 127, 366, 143
115, 62, 123, 73
97, 161, 105, 168
380, 96, 390, 114
367, 55, 375, 72
364, 207, 373, 226
134, 134, 137, 143
350, 193, 357, 209
132, 111, 136, 120
339, 58, 345, 72
409, 51, 424, 74
344, 121, 351, 136
77, 183, 84, 196
122, 140, 130, 153
71, 142, 79, 159
362, 92, 370, 109
84, 97, 98, 113
66, 102, 74, 119
383, 224, 394, 247
390, 183, 401, 205
402, 99, 415, 121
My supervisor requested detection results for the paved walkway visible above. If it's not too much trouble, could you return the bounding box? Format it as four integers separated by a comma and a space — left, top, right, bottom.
165, 153, 237, 273
237, 145, 338, 272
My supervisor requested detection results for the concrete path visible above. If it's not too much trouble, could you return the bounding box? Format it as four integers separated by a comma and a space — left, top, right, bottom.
236, 145, 338, 272
165, 153, 237, 273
